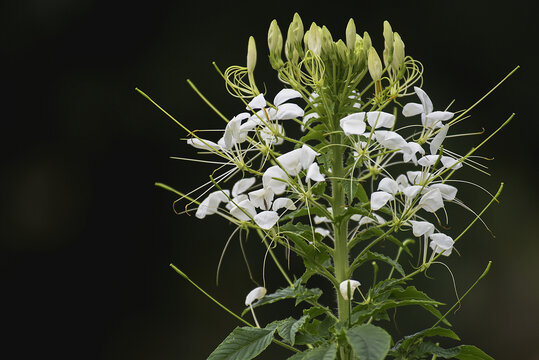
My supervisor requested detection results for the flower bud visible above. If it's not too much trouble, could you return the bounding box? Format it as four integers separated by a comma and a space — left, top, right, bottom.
336, 39, 348, 63
339, 280, 361, 300
362, 31, 372, 52
286, 13, 304, 61
320, 25, 334, 56
245, 286, 267, 306
247, 36, 257, 74
304, 22, 322, 56
368, 47, 383, 82
346, 18, 356, 50
383, 20, 394, 67
268, 20, 284, 69
391, 32, 405, 72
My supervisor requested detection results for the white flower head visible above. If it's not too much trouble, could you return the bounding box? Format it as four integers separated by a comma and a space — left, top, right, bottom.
371, 191, 394, 210
306, 162, 325, 182
195, 190, 230, 219
245, 286, 267, 306
409, 220, 435, 237
339, 280, 361, 300
429, 233, 454, 256
254, 210, 280, 229
419, 188, 444, 213
339, 113, 367, 135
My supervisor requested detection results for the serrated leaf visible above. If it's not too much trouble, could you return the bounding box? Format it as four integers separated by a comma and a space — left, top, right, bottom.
277, 315, 309, 345
346, 324, 391, 360
392, 326, 460, 354
288, 342, 338, 360
207, 326, 275, 360
300, 124, 328, 143
411, 342, 460, 358
455, 345, 494, 360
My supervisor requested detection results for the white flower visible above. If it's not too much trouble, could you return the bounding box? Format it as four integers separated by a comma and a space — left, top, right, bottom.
315, 227, 330, 237
418, 155, 439, 167
230, 199, 257, 221
402, 185, 423, 200
365, 111, 395, 129
419, 188, 444, 213
273, 88, 302, 106
406, 170, 430, 185
409, 220, 435, 237
247, 94, 266, 110
245, 286, 267, 306
400, 142, 425, 164
262, 166, 288, 195
378, 177, 399, 195
260, 124, 285, 145
275, 103, 305, 120
339, 113, 367, 135
429, 233, 454, 256
195, 190, 230, 219
248, 187, 275, 210
339, 280, 361, 300
430, 124, 449, 154
375, 130, 407, 150
301, 112, 319, 132
370, 191, 394, 210
272, 197, 297, 211
429, 183, 458, 201
306, 162, 325, 182
254, 211, 280, 229
402, 87, 454, 129
276, 148, 304, 176
186, 138, 221, 151
232, 178, 256, 198
440, 156, 463, 170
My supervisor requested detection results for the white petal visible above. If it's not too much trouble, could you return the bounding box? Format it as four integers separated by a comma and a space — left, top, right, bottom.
418, 155, 439, 167
339, 113, 367, 135
275, 103, 304, 120
248, 188, 274, 210
247, 94, 266, 110
260, 124, 285, 145
254, 211, 280, 229
414, 86, 433, 114
300, 144, 319, 169
419, 188, 444, 213
339, 280, 361, 300
226, 194, 248, 210
272, 197, 297, 211
375, 130, 406, 150
273, 88, 302, 106
315, 227, 330, 237
276, 148, 303, 176
406, 170, 429, 185
378, 177, 399, 195
186, 138, 220, 151
370, 191, 394, 210
230, 199, 257, 221
301, 112, 319, 131
359, 216, 375, 227
402, 185, 422, 199
314, 215, 330, 224
306, 162, 325, 182
409, 220, 435, 237
232, 178, 256, 197
366, 111, 395, 129
245, 286, 267, 306
429, 233, 454, 256
396, 174, 410, 191
262, 166, 288, 195
430, 125, 449, 155
441, 156, 463, 170
429, 183, 458, 201
401, 142, 425, 164
195, 190, 230, 219
402, 102, 424, 117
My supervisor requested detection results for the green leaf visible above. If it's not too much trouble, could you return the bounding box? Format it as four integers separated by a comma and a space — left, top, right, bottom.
411, 342, 460, 358
277, 315, 309, 345
207, 326, 275, 360
288, 343, 338, 360
300, 123, 327, 143
345, 324, 391, 360
455, 345, 494, 360
242, 280, 323, 316
352, 251, 405, 277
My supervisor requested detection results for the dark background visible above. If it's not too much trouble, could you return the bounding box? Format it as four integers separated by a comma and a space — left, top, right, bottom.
3, 0, 538, 359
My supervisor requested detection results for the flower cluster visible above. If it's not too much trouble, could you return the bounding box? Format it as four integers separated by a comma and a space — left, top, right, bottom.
148, 13, 513, 360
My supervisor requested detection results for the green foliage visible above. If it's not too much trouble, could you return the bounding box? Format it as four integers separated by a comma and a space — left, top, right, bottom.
345, 324, 391, 360
207, 326, 276, 360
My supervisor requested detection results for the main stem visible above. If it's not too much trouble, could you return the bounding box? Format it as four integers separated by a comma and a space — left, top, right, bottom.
330, 131, 350, 323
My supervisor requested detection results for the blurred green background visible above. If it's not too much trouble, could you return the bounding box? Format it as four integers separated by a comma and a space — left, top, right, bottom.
2, 0, 538, 359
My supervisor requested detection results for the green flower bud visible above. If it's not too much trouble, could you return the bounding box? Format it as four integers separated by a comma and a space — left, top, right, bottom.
321, 25, 334, 55
391, 32, 405, 72
336, 39, 348, 63
368, 47, 383, 81
247, 36, 257, 74
362, 31, 372, 51
383, 20, 394, 67
346, 18, 356, 50
286, 13, 304, 60
268, 20, 284, 69
305, 22, 322, 56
